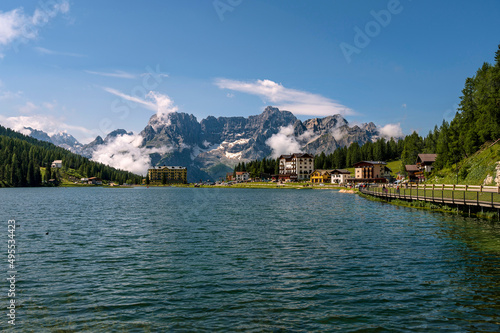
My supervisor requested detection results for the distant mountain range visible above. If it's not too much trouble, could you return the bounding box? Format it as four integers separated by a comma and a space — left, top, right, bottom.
17, 106, 393, 182
23, 127, 84, 154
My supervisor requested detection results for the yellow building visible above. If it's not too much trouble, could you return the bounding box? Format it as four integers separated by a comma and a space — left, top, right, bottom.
310, 169, 332, 183
148, 166, 187, 184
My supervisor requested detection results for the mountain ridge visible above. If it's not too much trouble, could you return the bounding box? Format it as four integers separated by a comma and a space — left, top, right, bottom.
14, 106, 398, 182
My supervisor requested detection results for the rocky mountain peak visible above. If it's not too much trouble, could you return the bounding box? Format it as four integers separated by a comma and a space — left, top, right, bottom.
141, 112, 201, 147
105, 129, 133, 142
43, 106, 390, 182
362, 122, 377, 133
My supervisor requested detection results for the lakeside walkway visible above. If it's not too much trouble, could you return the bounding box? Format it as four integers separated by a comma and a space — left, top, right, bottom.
360, 184, 500, 210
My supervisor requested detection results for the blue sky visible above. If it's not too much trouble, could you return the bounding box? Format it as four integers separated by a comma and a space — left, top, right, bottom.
0, 0, 499, 143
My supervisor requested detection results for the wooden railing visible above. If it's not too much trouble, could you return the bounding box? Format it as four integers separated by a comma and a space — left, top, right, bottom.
360, 183, 500, 209
397, 183, 500, 193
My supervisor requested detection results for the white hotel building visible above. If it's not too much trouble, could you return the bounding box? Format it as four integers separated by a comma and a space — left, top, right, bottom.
278, 153, 315, 181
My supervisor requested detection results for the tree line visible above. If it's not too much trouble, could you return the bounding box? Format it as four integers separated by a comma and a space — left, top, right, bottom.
399, 44, 500, 172
234, 158, 279, 178
0, 125, 142, 187
236, 44, 500, 179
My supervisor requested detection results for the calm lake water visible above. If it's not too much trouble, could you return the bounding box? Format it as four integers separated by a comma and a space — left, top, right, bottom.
1, 187, 500, 332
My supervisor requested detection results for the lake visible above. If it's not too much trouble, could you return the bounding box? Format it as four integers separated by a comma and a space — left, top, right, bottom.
1, 187, 500, 332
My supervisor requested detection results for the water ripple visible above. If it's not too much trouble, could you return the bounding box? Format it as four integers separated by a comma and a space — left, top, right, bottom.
0, 187, 499, 332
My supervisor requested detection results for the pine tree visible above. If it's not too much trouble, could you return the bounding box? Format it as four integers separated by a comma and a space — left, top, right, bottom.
45, 166, 51, 182
10, 154, 22, 186
51, 168, 58, 182
27, 160, 35, 186
34, 165, 42, 186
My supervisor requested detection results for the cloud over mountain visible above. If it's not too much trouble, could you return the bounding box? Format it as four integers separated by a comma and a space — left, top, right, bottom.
90, 133, 171, 176
102, 87, 178, 119
215, 78, 355, 117
265, 125, 303, 158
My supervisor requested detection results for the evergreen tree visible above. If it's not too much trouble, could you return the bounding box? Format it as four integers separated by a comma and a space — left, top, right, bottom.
401, 132, 423, 166
34, 165, 42, 185
45, 166, 51, 182
10, 154, 22, 186
51, 168, 58, 183
27, 160, 35, 186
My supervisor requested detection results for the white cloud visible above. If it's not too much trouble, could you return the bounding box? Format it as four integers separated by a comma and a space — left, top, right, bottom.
35, 46, 85, 57
146, 91, 178, 117
91, 133, 171, 176
0, 113, 93, 139
140, 71, 169, 79
298, 129, 319, 143
378, 123, 403, 139
102, 87, 178, 118
42, 100, 57, 110
102, 87, 156, 110
0, 80, 22, 100
0, 9, 27, 45
215, 78, 355, 117
86, 70, 136, 79
0, 90, 22, 100
0, 1, 69, 52
265, 125, 303, 158
331, 127, 347, 141
18, 101, 38, 114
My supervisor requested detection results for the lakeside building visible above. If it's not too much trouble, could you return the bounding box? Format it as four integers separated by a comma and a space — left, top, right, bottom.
276, 153, 314, 181
88, 177, 102, 185
235, 171, 250, 182
51, 160, 62, 168
226, 172, 234, 181
148, 166, 187, 184
405, 164, 419, 183
330, 169, 352, 184
415, 154, 437, 182
310, 169, 333, 183
310, 169, 352, 184
406, 153, 437, 183
350, 161, 391, 184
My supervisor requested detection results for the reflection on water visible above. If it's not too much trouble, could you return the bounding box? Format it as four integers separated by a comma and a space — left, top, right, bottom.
0, 187, 499, 332
435, 217, 500, 330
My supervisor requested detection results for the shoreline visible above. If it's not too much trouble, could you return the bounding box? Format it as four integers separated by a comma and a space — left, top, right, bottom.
358, 191, 499, 221
4, 183, 497, 220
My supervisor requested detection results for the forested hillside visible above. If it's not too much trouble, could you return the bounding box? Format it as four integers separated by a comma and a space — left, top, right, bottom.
237, 44, 500, 181
399, 44, 500, 171
0, 125, 142, 187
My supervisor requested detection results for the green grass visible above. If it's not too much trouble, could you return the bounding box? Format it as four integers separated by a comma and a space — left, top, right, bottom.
429, 142, 500, 185
359, 189, 500, 222
386, 160, 403, 176
369, 186, 500, 204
